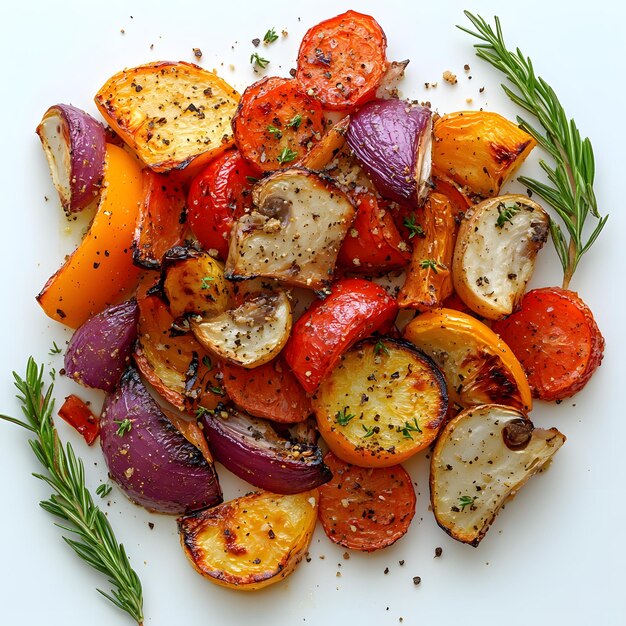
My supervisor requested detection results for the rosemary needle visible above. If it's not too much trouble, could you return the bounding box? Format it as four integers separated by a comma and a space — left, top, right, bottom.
0, 358, 144, 624
459, 12, 608, 289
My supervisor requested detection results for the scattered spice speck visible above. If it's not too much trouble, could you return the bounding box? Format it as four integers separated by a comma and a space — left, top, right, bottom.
434, 547, 443, 558
384, 567, 389, 575
193, 47, 202, 58
443, 70, 457, 85
413, 576, 421, 585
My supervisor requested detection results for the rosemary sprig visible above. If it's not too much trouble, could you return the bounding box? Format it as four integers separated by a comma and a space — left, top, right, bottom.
0, 358, 144, 624
459, 12, 608, 289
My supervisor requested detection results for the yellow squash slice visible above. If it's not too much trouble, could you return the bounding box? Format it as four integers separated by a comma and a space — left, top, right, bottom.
95, 61, 239, 173
403, 308, 532, 412
178, 490, 318, 590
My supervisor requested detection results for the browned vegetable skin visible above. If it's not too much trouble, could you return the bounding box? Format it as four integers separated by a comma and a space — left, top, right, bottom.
178, 490, 318, 590
398, 192, 456, 309
430, 404, 565, 546
453, 194, 549, 319
299, 116, 349, 171
95, 61, 239, 173
225, 168, 356, 290
433, 111, 536, 198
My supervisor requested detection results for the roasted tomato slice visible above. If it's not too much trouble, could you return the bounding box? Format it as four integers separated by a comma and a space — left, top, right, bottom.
58, 394, 100, 445
232, 76, 325, 173
403, 308, 532, 412
187, 150, 256, 259
491, 287, 605, 401
338, 192, 410, 273
283, 278, 398, 393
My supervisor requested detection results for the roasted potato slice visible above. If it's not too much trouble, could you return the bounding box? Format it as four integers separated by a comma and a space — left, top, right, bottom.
313, 337, 448, 467
95, 61, 239, 173
433, 111, 536, 198
178, 490, 318, 590
299, 116, 349, 171
225, 168, 355, 290
431, 404, 565, 546
191, 290, 292, 368
453, 195, 549, 319
161, 247, 229, 319
403, 308, 532, 412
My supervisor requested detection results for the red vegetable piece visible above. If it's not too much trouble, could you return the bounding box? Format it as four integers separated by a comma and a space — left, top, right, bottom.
296, 11, 388, 111
283, 278, 398, 393
222, 357, 311, 423
187, 150, 256, 259
317, 452, 416, 551
492, 287, 605, 401
133, 170, 186, 269
232, 76, 325, 173
58, 394, 99, 445
338, 192, 410, 273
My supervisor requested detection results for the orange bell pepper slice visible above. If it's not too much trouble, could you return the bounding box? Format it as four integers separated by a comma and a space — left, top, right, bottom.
37, 144, 143, 328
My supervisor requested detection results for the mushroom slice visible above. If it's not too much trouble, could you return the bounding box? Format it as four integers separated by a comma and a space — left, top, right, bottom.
191, 290, 291, 368
453, 194, 549, 319
430, 404, 565, 546
225, 168, 355, 290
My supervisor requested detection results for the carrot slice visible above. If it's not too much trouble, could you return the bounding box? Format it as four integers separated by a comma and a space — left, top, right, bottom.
221, 357, 311, 424
317, 452, 416, 552
232, 76, 325, 172
491, 287, 604, 401
296, 11, 387, 111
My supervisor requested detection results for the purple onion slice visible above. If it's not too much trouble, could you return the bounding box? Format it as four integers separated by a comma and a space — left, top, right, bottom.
201, 407, 332, 494
64, 299, 138, 393
347, 98, 432, 206
36, 104, 106, 213
101, 367, 222, 514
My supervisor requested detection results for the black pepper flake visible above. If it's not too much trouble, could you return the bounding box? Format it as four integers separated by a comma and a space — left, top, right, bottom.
399, 560, 405, 566
383, 567, 389, 574
148, 522, 155, 530
252, 38, 260, 47
434, 547, 442, 558
193, 47, 202, 58
268, 529, 275, 539
413, 576, 421, 585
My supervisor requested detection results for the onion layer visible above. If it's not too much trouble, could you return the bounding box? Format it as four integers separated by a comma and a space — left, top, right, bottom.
346, 98, 432, 206
64, 299, 138, 392
36, 104, 106, 213
101, 367, 222, 514
201, 407, 332, 494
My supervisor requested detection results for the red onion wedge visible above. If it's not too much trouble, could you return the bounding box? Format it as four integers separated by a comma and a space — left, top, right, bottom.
201, 406, 332, 494
64, 299, 138, 393
36, 104, 106, 213
101, 367, 222, 514
346, 98, 432, 207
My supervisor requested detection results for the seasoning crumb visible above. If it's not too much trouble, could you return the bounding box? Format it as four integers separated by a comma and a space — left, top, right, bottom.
319, 554, 325, 560
150, 43, 154, 50
148, 522, 154, 530
479, 86, 485, 93
443, 70, 458, 85
120, 29, 125, 35
336, 571, 341, 577
434, 547, 443, 558
464, 63, 471, 71
413, 576, 421, 585
384, 567, 389, 575
466, 98, 473, 104
193, 47, 203, 59
282, 29, 288, 37
289, 68, 297, 78
398, 559, 405, 566
252, 37, 260, 47
343, 551, 350, 560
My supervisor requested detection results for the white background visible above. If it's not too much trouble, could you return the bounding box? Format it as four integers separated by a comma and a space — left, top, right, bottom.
0, 0, 624, 624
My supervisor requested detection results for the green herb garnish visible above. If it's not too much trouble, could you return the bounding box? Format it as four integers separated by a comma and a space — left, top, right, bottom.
48, 341, 62, 355
401, 418, 422, 439
96, 483, 112, 498
201, 276, 215, 289
419, 259, 439, 273
201, 356, 213, 370
335, 407, 355, 426
263, 28, 279, 44
114, 418, 132, 437
361, 424, 376, 438
495, 202, 521, 228
277, 147, 298, 164
267, 124, 283, 138
458, 495, 478, 511
373, 339, 390, 356
286, 113, 303, 130
208, 385, 225, 396
460, 12, 608, 289
250, 52, 270, 69
0, 359, 143, 623
403, 213, 424, 239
